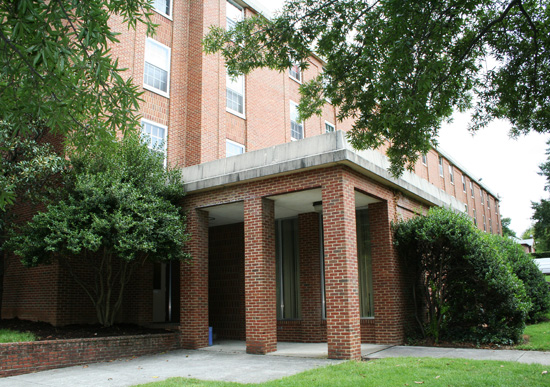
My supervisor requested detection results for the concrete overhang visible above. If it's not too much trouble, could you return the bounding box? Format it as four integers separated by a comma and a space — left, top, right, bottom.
180, 131, 469, 213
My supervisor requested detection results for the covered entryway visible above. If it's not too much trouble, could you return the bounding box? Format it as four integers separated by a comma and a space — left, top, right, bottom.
178, 132, 440, 359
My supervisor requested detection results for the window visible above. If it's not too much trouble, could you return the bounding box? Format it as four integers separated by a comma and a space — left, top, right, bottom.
144, 38, 171, 96
289, 62, 302, 83
276, 218, 300, 320
465, 204, 468, 214
422, 154, 427, 165
226, 73, 245, 116
487, 198, 490, 209
470, 181, 474, 198
438, 156, 444, 177
473, 209, 477, 225
152, 0, 172, 17
357, 209, 374, 318
483, 214, 486, 231
449, 165, 454, 184
226, 0, 243, 30
462, 175, 466, 192
290, 101, 303, 140
226, 139, 245, 157
325, 121, 335, 133
489, 218, 493, 233
480, 190, 484, 205
141, 119, 167, 164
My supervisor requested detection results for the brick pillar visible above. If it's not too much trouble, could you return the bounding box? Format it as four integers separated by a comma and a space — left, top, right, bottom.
298, 212, 323, 342
180, 208, 209, 349
322, 175, 361, 360
370, 201, 404, 344
244, 198, 277, 354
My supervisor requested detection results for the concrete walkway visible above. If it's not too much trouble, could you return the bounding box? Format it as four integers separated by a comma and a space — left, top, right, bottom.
2, 341, 549, 387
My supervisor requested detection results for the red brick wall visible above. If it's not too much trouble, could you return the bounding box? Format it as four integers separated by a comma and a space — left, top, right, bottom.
0, 333, 179, 378
181, 165, 425, 354
2, 254, 60, 325
3, 253, 155, 327
208, 223, 246, 340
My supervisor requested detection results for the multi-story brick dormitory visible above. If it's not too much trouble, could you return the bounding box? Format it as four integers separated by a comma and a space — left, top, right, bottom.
2, 0, 502, 360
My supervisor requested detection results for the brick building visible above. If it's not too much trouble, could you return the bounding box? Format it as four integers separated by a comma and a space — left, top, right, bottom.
2, 0, 502, 360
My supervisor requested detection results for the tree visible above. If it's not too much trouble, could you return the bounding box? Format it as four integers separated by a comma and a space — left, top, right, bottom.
521, 226, 535, 240
5, 136, 190, 327
532, 138, 550, 251
0, 121, 68, 318
204, 0, 550, 176
501, 217, 517, 238
489, 234, 550, 322
532, 200, 550, 251
394, 208, 530, 345
0, 0, 156, 208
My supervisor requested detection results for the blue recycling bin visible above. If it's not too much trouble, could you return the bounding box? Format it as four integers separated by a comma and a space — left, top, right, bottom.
209, 326, 213, 346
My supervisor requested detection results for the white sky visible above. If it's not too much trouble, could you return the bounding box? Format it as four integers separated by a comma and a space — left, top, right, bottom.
257, 0, 548, 236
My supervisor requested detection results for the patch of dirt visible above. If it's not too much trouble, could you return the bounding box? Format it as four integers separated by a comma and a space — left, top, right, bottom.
0, 318, 172, 341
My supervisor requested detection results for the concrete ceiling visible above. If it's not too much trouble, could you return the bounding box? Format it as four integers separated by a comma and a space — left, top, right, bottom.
204, 189, 380, 227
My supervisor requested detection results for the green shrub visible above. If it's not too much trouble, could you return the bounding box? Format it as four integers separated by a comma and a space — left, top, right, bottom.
394, 207, 530, 345
489, 235, 550, 322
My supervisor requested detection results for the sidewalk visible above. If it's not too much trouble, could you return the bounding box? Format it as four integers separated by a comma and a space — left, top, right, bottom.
1, 342, 549, 387
363, 345, 550, 365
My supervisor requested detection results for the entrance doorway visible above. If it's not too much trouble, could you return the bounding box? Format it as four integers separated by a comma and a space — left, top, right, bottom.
152, 261, 180, 323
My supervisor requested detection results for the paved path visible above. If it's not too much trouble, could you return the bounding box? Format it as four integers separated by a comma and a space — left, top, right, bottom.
0, 349, 341, 387
363, 345, 550, 365
1, 343, 549, 387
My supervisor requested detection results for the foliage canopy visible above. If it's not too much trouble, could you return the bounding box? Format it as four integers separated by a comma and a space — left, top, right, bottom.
0, 0, 156, 208
6, 136, 190, 327
204, 0, 550, 176
488, 234, 550, 322
394, 207, 530, 345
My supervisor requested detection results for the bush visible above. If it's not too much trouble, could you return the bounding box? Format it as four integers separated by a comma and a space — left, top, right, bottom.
489, 235, 550, 322
394, 207, 530, 345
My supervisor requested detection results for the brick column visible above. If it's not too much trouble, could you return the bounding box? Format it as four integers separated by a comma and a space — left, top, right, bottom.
370, 201, 405, 344
180, 208, 209, 349
244, 198, 277, 354
322, 174, 361, 359
298, 212, 324, 342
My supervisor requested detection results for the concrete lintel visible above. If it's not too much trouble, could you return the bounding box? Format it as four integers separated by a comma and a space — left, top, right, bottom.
180, 131, 467, 212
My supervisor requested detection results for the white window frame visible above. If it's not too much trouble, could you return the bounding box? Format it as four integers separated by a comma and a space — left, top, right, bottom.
449, 165, 454, 184
143, 38, 171, 97
141, 119, 167, 167
226, 73, 246, 118
473, 209, 477, 225
290, 101, 303, 140
226, 0, 243, 30
421, 154, 427, 166
226, 139, 245, 157
438, 156, 444, 177
289, 62, 302, 83
152, 0, 173, 19
483, 214, 486, 231
470, 181, 474, 198
462, 175, 466, 192
325, 121, 335, 133
480, 190, 484, 205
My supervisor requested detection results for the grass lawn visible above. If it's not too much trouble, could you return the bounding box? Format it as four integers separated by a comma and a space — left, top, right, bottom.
0, 328, 36, 343
136, 358, 549, 387
516, 312, 550, 351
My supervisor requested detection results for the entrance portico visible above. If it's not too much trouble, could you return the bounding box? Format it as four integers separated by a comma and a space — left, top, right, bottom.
179, 131, 461, 359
